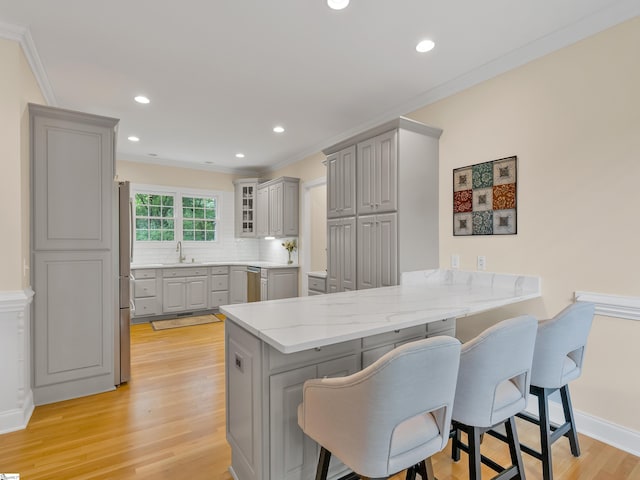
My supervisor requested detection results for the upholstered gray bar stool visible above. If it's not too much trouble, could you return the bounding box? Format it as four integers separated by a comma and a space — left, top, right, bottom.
450, 315, 538, 480
502, 302, 594, 480
298, 336, 462, 480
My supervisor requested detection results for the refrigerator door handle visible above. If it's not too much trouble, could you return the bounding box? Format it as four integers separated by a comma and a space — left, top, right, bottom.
129, 198, 134, 260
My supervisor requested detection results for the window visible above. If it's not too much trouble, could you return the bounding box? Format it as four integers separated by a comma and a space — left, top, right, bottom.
135, 193, 175, 241
133, 188, 218, 242
182, 196, 217, 241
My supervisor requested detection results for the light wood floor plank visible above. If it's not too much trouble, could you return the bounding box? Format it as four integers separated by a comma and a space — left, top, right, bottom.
0, 321, 637, 479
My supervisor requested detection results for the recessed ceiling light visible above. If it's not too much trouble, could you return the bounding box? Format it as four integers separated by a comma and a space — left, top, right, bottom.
148, 153, 158, 157
235, 153, 245, 158
327, 0, 349, 10
134, 95, 150, 104
128, 136, 140, 142
273, 126, 285, 133
416, 39, 435, 53
205, 161, 214, 164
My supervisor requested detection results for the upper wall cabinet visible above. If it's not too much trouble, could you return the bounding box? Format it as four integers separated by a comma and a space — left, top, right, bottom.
233, 178, 261, 238
31, 104, 118, 251
326, 145, 356, 218
256, 177, 299, 238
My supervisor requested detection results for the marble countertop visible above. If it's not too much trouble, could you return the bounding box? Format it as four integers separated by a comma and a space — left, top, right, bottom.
131, 261, 299, 269
307, 271, 327, 278
220, 269, 541, 354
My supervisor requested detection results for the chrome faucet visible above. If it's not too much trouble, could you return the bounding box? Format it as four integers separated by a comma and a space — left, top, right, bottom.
176, 241, 186, 263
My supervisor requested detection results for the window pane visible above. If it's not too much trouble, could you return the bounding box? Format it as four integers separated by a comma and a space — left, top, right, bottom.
150, 230, 162, 241
183, 197, 193, 207
162, 196, 174, 206
205, 209, 215, 219
136, 193, 149, 205
162, 207, 174, 217
194, 208, 204, 219
150, 206, 162, 217
205, 231, 216, 241
150, 195, 162, 206
136, 230, 149, 241
184, 230, 194, 241
136, 205, 148, 216
205, 198, 215, 209
136, 219, 148, 229
194, 221, 205, 230
162, 219, 174, 230
150, 219, 162, 229
184, 220, 193, 230
183, 207, 194, 218
195, 231, 205, 241
194, 198, 204, 208
164, 231, 175, 241
205, 221, 214, 231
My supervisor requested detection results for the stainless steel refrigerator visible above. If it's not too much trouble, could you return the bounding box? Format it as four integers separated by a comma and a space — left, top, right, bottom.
117, 181, 132, 384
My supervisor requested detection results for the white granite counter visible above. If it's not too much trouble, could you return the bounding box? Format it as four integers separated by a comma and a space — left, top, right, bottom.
221, 269, 541, 353
131, 261, 298, 269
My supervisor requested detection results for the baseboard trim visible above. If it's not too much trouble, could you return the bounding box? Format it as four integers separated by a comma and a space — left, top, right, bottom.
0, 390, 34, 435
525, 394, 640, 457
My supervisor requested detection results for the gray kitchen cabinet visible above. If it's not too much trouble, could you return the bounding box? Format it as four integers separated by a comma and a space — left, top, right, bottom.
234, 178, 261, 238
260, 277, 268, 302
327, 217, 356, 293
132, 269, 161, 318
263, 268, 298, 300
269, 355, 358, 480
162, 268, 209, 313
210, 265, 230, 307
307, 273, 327, 295
30, 104, 119, 405
256, 177, 300, 238
356, 130, 398, 215
163, 277, 187, 313
323, 118, 441, 293
229, 266, 248, 304
326, 145, 356, 218
356, 213, 398, 290
256, 185, 270, 238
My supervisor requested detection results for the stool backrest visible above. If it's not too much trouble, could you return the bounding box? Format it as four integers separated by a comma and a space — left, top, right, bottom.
531, 302, 595, 388
299, 335, 461, 477
453, 315, 538, 427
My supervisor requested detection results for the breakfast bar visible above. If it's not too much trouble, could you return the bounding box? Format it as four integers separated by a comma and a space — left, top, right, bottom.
220, 269, 541, 480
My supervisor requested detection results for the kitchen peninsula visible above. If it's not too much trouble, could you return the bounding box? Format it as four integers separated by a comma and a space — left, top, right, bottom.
221, 269, 541, 480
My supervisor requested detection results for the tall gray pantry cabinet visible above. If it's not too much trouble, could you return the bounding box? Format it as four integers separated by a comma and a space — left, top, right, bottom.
324, 117, 442, 293
30, 104, 120, 405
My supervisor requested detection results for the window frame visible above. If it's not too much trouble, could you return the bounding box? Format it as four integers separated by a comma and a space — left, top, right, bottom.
131, 184, 221, 244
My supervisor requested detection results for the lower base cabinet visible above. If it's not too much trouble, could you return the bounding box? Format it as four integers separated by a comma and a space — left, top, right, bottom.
225, 318, 456, 480
270, 356, 358, 480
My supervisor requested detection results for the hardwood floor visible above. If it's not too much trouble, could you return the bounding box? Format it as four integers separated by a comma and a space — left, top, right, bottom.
0, 321, 638, 479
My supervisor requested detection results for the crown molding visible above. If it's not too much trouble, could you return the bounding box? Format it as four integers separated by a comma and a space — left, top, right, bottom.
0, 21, 56, 106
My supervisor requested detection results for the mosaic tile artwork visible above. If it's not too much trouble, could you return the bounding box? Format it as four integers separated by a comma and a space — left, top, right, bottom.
453, 156, 517, 236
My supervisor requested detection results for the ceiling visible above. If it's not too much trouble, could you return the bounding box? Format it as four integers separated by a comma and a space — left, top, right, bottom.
1, 1, 637, 174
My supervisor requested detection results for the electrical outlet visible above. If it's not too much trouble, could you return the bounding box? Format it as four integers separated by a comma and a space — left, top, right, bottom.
477, 255, 486, 271
451, 254, 460, 269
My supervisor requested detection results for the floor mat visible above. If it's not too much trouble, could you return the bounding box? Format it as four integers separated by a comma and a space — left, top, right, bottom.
151, 314, 222, 330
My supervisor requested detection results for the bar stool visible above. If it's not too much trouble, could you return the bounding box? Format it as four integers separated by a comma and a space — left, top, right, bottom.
298, 336, 462, 480
451, 315, 538, 480
515, 302, 594, 480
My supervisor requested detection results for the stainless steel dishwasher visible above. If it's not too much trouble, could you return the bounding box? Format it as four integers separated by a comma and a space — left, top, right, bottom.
247, 266, 261, 302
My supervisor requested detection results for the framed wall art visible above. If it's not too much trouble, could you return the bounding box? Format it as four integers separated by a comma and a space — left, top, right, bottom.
453, 155, 517, 236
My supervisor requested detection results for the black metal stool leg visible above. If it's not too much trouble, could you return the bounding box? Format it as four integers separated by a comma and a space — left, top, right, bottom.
560, 385, 580, 457
316, 446, 331, 480
451, 427, 461, 462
